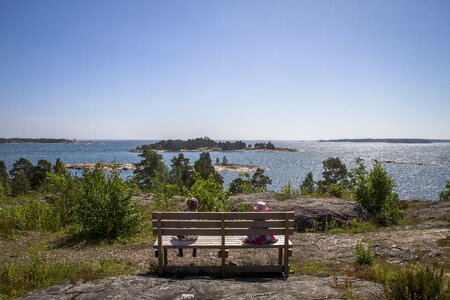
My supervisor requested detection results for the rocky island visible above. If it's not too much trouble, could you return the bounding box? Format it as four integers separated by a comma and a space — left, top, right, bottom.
0, 138, 74, 144
129, 137, 297, 153
65, 162, 266, 173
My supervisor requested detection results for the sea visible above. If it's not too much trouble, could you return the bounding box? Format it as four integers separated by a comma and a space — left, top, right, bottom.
1, 140, 449, 201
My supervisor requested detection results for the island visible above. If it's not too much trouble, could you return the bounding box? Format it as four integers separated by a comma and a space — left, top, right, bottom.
0, 138, 74, 144
65, 162, 266, 173
319, 138, 450, 144
129, 137, 297, 152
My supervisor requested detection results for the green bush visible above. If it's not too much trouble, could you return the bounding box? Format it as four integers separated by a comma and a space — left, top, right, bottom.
276, 181, 299, 200
189, 173, 229, 211
387, 264, 450, 300
440, 181, 450, 201
300, 172, 315, 195
151, 183, 188, 211
15, 196, 61, 232
355, 163, 402, 226
77, 166, 141, 239
354, 241, 373, 266
46, 173, 81, 226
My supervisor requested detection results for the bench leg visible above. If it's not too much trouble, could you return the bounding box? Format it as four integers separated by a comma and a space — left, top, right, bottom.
164, 249, 168, 266
278, 248, 283, 265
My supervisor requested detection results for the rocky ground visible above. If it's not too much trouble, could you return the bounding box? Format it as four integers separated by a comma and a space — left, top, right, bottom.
6, 194, 449, 299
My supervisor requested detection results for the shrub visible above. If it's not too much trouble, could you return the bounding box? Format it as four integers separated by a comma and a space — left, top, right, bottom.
15, 196, 61, 232
11, 172, 31, 196
46, 173, 81, 226
440, 181, 450, 201
276, 181, 299, 200
77, 166, 141, 239
354, 241, 373, 266
387, 264, 450, 300
189, 173, 229, 211
151, 183, 188, 211
355, 163, 402, 226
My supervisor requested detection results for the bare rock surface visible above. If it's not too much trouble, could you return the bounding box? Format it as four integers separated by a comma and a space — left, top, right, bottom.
230, 192, 369, 230
21, 274, 384, 300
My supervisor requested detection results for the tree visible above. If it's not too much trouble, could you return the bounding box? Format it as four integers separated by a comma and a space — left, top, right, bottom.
133, 149, 169, 190
169, 153, 194, 188
31, 159, 52, 189
194, 152, 223, 185
222, 156, 229, 165
318, 157, 348, 193
300, 172, 315, 195
53, 158, 67, 175
77, 166, 141, 239
0, 161, 11, 195
10, 158, 34, 183
11, 171, 31, 196
355, 163, 402, 226
189, 173, 229, 212
250, 168, 272, 191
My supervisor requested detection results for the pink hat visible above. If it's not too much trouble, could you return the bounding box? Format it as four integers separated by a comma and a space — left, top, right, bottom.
254, 201, 270, 212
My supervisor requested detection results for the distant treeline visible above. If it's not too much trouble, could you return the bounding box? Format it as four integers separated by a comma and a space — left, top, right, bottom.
319, 138, 450, 144
0, 138, 73, 144
137, 137, 247, 151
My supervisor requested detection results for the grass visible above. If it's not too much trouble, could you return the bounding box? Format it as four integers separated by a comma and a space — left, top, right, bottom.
0, 243, 134, 299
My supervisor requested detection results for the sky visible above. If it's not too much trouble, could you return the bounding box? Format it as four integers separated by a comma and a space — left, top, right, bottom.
0, 0, 449, 140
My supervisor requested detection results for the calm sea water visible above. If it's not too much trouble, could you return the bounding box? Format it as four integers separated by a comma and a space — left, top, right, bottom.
1, 140, 449, 200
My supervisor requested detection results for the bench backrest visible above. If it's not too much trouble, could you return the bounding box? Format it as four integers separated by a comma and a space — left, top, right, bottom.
152, 212, 295, 236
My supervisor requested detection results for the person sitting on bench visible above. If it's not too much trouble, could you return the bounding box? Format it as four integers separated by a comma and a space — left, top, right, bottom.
173, 198, 199, 257
241, 201, 278, 244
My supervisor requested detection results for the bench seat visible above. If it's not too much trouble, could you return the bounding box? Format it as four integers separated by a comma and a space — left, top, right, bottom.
153, 235, 293, 249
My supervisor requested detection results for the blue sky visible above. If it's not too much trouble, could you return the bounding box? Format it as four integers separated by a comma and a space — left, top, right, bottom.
1, 0, 449, 140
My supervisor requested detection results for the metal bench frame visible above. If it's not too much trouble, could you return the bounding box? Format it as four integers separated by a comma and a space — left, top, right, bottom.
152, 211, 294, 276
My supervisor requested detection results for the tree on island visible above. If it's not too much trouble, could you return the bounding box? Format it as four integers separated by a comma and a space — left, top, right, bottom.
317, 157, 348, 194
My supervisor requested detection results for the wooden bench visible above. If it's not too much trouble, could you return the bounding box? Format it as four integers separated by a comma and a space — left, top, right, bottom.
152, 211, 295, 276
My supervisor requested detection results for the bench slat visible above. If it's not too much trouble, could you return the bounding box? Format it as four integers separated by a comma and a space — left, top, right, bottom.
158, 228, 294, 236
153, 235, 293, 249
152, 220, 295, 229
152, 212, 295, 220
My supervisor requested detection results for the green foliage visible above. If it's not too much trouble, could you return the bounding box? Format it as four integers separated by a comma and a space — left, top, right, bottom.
276, 181, 299, 200
328, 183, 346, 198
189, 173, 229, 212
222, 156, 229, 165
387, 264, 450, 300
194, 152, 223, 185
78, 166, 141, 239
138, 137, 247, 151
439, 181, 450, 201
0, 243, 132, 299
318, 157, 348, 193
134, 149, 169, 190
11, 172, 31, 196
250, 168, 272, 190
354, 241, 373, 266
355, 162, 402, 226
46, 173, 81, 226
14, 196, 61, 232
53, 158, 67, 175
169, 153, 194, 188
229, 169, 272, 195
0, 161, 11, 195
31, 159, 52, 190
10, 158, 34, 183
151, 183, 188, 211
300, 171, 315, 195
